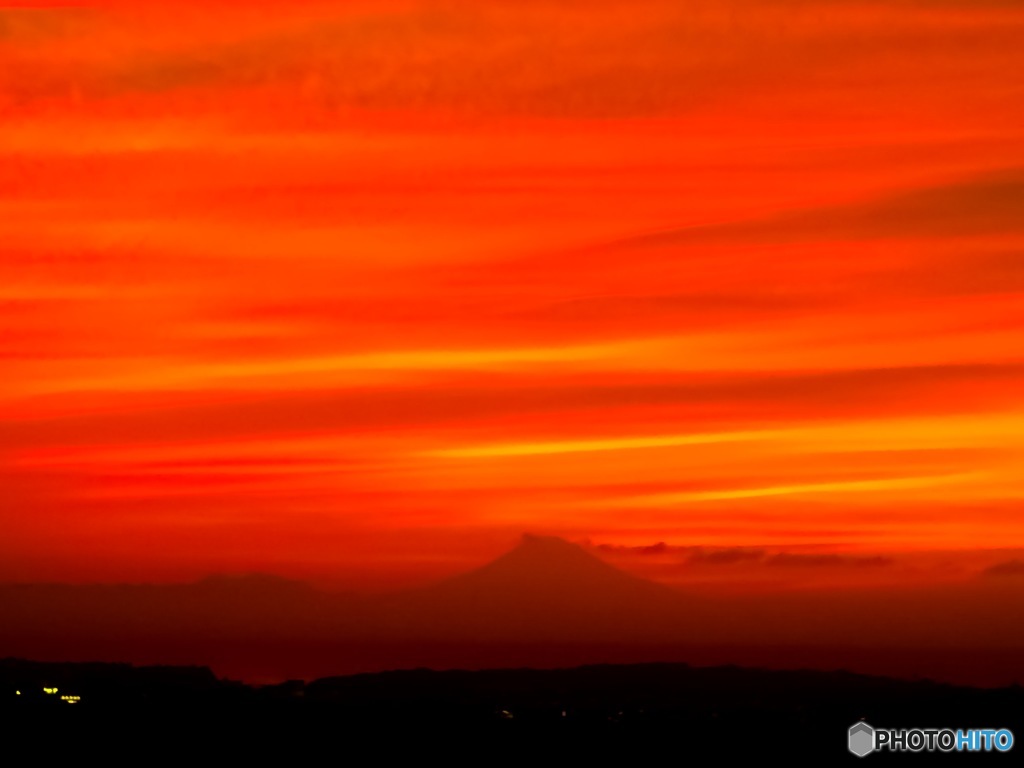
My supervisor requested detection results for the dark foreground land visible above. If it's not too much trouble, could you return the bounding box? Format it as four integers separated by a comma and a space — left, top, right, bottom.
3, 657, 1022, 761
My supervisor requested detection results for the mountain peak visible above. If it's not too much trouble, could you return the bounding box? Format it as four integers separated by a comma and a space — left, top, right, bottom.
490, 535, 613, 576
431, 534, 672, 599
391, 534, 687, 642
517, 533, 589, 554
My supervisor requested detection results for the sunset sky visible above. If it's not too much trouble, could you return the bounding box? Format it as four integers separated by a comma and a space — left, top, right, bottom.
3, 0, 1024, 592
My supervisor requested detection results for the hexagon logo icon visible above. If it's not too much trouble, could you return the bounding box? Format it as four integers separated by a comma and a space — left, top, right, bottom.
849, 722, 876, 757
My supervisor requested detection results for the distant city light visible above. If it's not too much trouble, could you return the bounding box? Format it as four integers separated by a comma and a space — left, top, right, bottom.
60, 695, 82, 704
43, 687, 58, 695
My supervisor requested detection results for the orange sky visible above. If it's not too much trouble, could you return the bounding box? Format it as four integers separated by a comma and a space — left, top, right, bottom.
3, 0, 1024, 591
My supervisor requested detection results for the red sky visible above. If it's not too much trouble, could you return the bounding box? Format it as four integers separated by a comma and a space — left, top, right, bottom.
3, 0, 1024, 592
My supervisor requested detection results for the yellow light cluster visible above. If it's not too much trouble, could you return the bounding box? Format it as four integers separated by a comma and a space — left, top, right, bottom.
43, 687, 58, 695
60, 695, 82, 704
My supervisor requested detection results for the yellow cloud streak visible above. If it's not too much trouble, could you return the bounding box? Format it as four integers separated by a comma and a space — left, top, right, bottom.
426, 430, 785, 458
425, 412, 1024, 459
605, 472, 984, 506
12, 337, 674, 399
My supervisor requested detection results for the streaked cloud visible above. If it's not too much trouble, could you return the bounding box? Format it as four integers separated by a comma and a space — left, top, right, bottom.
2, 0, 1024, 586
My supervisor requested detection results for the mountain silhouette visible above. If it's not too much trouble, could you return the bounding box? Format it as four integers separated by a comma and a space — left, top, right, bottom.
380, 535, 694, 642
427, 534, 676, 602
3, 535, 1024, 685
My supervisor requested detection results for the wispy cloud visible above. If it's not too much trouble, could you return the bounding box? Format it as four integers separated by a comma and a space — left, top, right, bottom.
3, 0, 1024, 584
982, 560, 1024, 578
